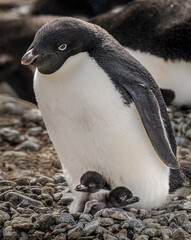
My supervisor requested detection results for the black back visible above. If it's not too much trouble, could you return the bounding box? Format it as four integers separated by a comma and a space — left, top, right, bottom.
90, 0, 191, 62
31, 0, 134, 17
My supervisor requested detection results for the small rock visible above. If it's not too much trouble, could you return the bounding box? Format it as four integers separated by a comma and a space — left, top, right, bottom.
36, 214, 56, 231
60, 193, 74, 205
175, 137, 190, 147
28, 127, 43, 136
15, 140, 40, 152
2, 151, 27, 158
79, 213, 93, 222
59, 213, 75, 224
41, 193, 53, 205
54, 233, 67, 240
3, 226, 18, 240
173, 228, 189, 240
53, 173, 65, 183
22, 109, 44, 127
53, 192, 62, 201
0, 210, 10, 221
41, 186, 54, 196
103, 233, 118, 240
15, 178, 29, 186
135, 235, 149, 240
34, 231, 45, 240
100, 218, 115, 226
12, 217, 33, 230
0, 128, 22, 143
83, 220, 100, 236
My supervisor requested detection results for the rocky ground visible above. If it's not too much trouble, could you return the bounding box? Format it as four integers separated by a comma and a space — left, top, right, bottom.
0, 95, 191, 240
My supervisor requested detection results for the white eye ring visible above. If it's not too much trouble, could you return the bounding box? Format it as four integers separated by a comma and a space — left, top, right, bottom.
58, 44, 67, 51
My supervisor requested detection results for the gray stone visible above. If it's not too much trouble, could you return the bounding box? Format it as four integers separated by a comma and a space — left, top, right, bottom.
59, 213, 75, 224
173, 228, 189, 240
41, 193, 53, 205
34, 231, 45, 240
83, 220, 100, 236
134, 235, 149, 240
28, 127, 43, 136
103, 233, 118, 240
54, 233, 67, 240
0, 210, 10, 221
61, 193, 74, 205
3, 226, 18, 240
36, 214, 56, 231
175, 137, 190, 147
53, 173, 65, 183
100, 218, 115, 226
12, 217, 33, 230
79, 213, 93, 222
0, 128, 22, 143
53, 192, 62, 201
22, 109, 44, 127
15, 140, 40, 152
2, 151, 27, 158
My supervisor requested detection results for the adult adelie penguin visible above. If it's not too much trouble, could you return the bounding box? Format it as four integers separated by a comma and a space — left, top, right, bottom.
90, 0, 191, 106
21, 17, 179, 213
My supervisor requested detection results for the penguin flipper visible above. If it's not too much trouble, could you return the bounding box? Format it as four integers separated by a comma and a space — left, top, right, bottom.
122, 83, 179, 169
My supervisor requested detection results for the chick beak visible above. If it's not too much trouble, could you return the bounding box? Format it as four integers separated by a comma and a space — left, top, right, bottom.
75, 184, 88, 192
21, 49, 39, 65
126, 196, 140, 205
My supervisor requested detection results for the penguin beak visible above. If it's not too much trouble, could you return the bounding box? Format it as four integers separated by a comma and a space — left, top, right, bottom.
21, 49, 39, 65
125, 196, 140, 205
75, 184, 88, 192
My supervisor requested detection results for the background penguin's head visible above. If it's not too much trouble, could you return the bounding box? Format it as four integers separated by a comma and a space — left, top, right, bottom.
75, 171, 106, 193
108, 186, 140, 207
21, 17, 102, 74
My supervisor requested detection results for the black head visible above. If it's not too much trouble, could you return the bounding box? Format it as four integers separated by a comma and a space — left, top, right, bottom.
21, 17, 102, 74
75, 171, 105, 193
108, 186, 139, 208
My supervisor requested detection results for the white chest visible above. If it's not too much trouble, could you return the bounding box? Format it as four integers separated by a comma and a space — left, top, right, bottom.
126, 48, 191, 106
34, 52, 169, 210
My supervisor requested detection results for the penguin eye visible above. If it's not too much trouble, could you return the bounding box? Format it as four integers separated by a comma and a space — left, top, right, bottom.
58, 44, 67, 51
89, 183, 96, 188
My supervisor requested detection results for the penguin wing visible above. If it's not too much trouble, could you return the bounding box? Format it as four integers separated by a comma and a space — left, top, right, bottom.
122, 82, 179, 169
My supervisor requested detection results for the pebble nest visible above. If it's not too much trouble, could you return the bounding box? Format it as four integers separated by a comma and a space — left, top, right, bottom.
0, 95, 191, 240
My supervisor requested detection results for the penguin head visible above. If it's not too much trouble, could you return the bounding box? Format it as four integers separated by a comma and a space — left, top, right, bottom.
21, 17, 102, 74
75, 171, 105, 193
108, 187, 140, 207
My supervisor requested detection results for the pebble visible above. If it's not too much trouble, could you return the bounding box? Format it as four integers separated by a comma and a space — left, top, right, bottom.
83, 220, 100, 236
53, 173, 66, 184
0, 127, 22, 143
22, 109, 44, 127
59, 213, 75, 225
175, 137, 190, 147
2, 151, 27, 158
11, 217, 33, 230
28, 127, 43, 136
0, 210, 10, 221
36, 214, 56, 231
173, 228, 189, 240
15, 139, 40, 151
60, 193, 74, 205
100, 218, 115, 226
3, 226, 18, 240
